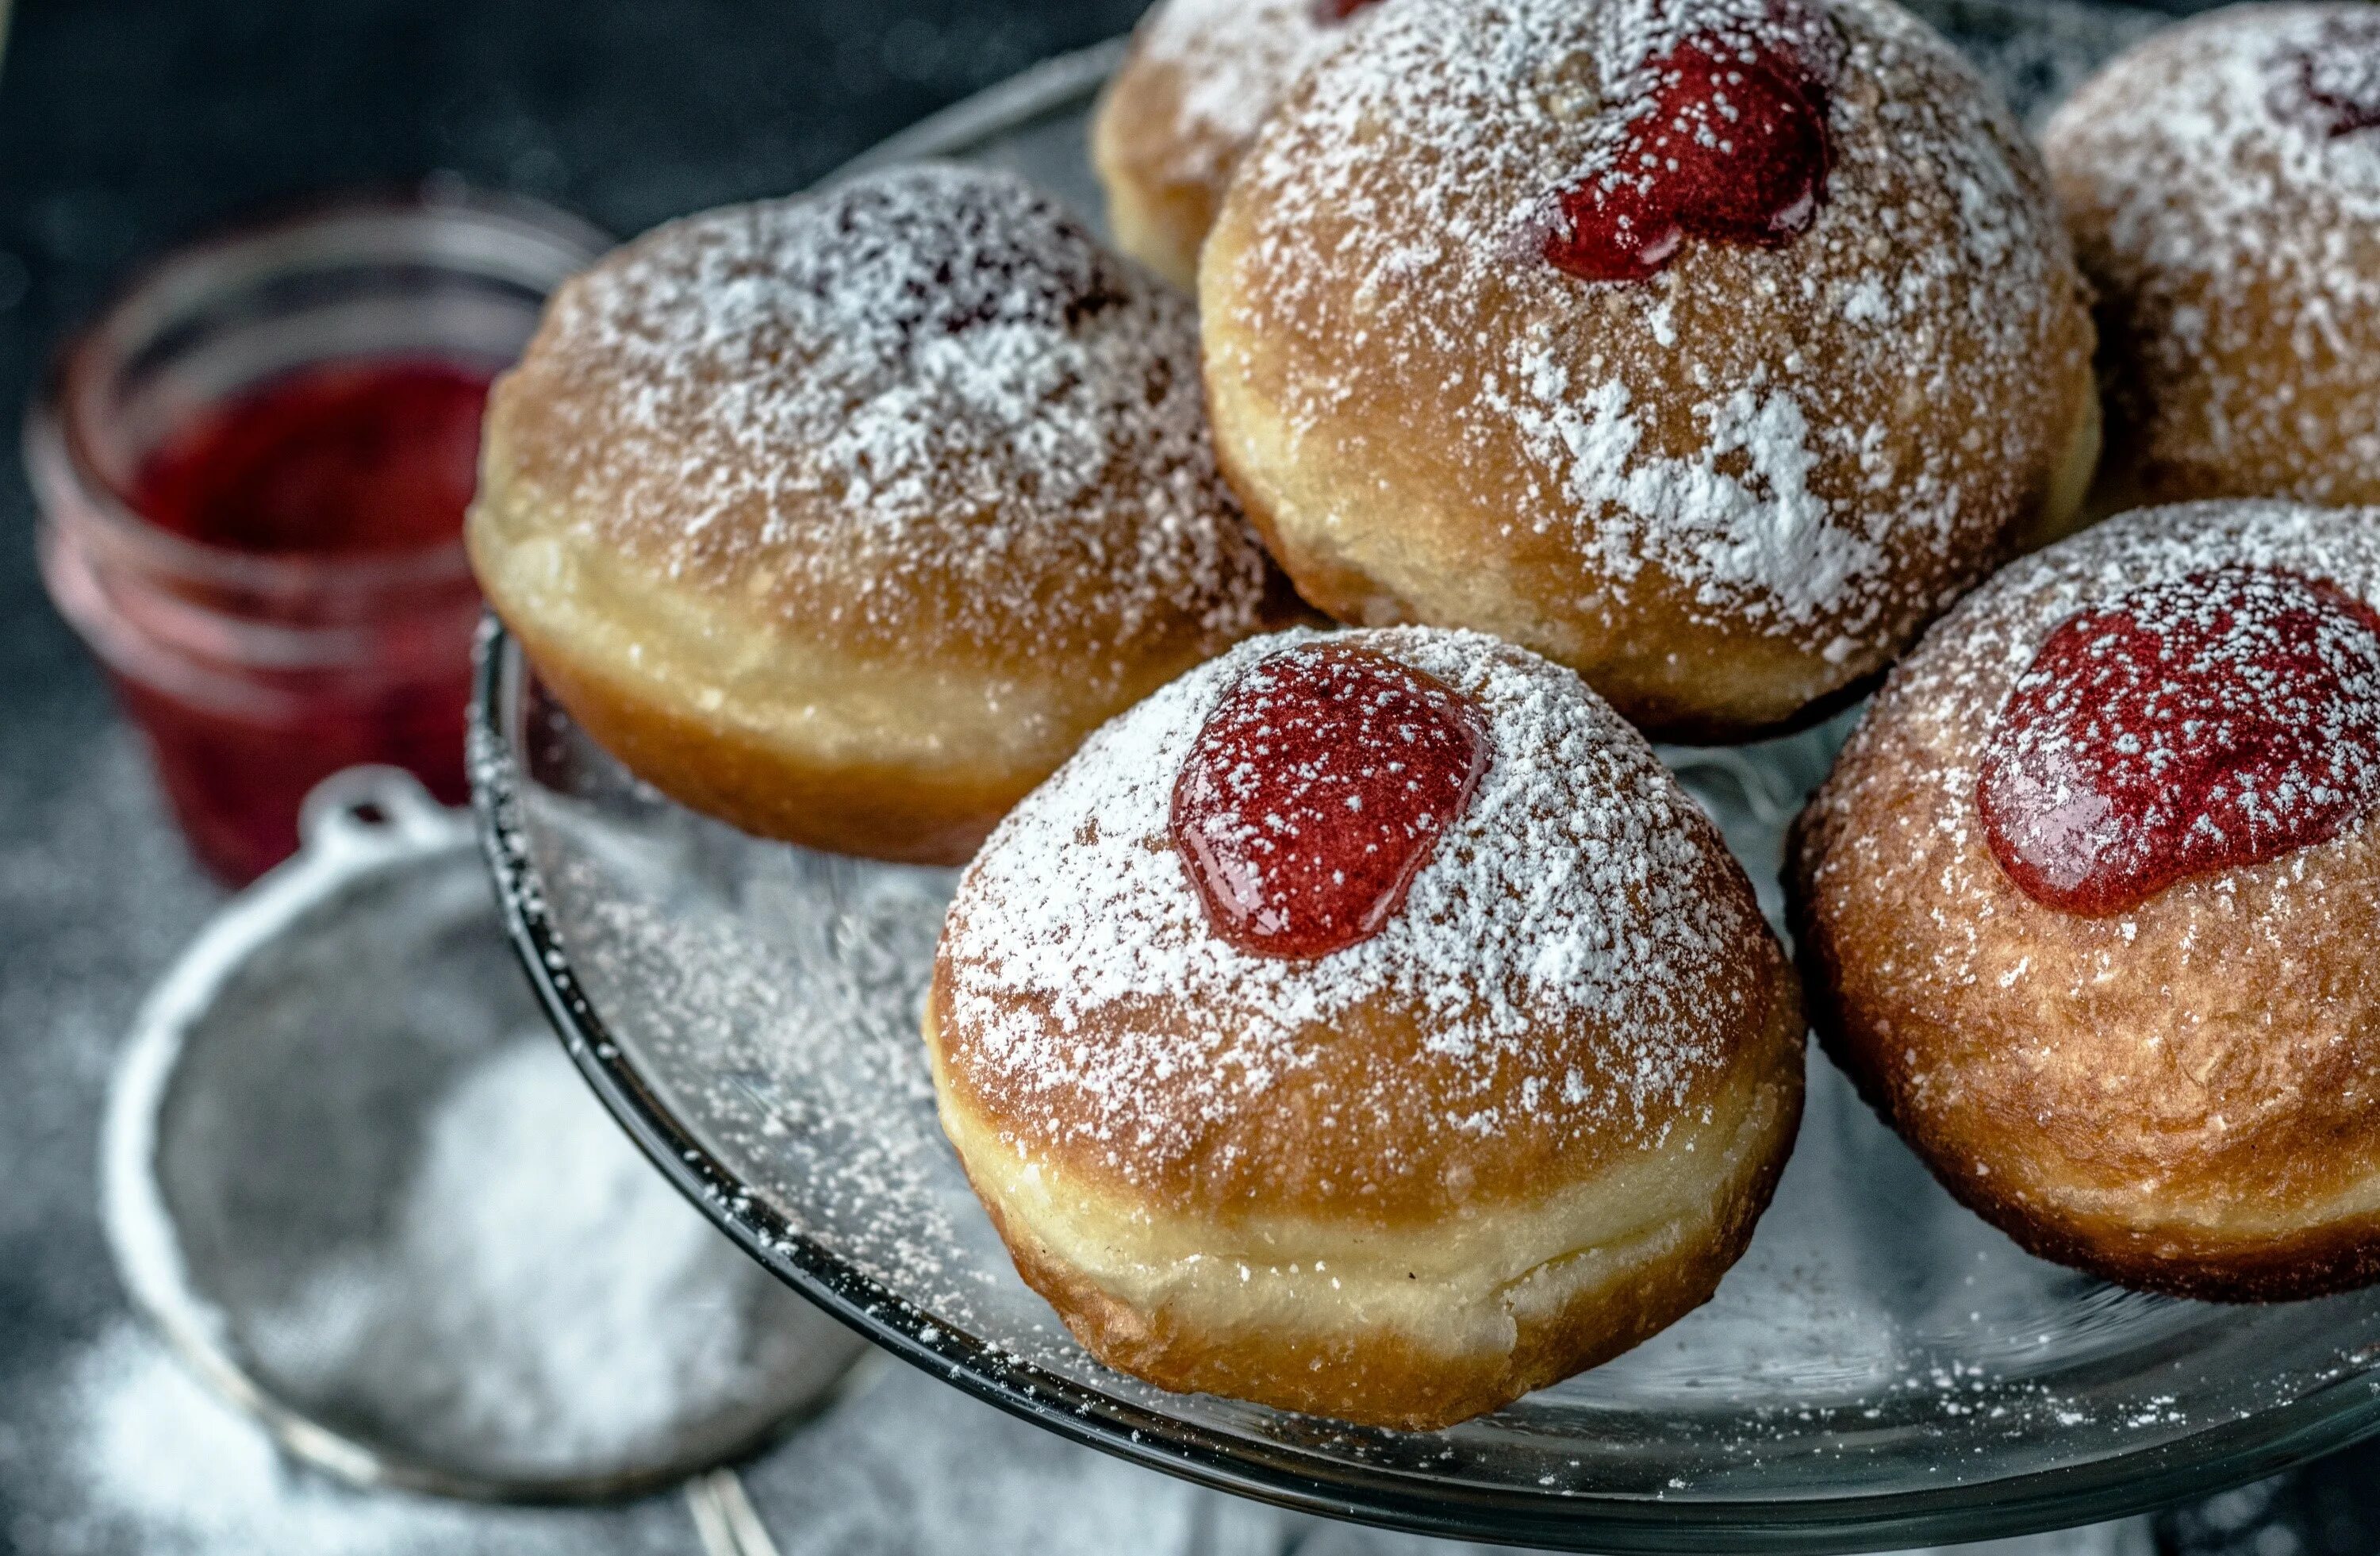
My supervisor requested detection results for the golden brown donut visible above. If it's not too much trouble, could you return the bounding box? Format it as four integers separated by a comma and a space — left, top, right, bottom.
2044, 6, 2380, 511
1790, 500, 2380, 1301
469, 163, 1288, 864
1202, 0, 2100, 743
928, 626, 1804, 1428
1091, 0, 1380, 290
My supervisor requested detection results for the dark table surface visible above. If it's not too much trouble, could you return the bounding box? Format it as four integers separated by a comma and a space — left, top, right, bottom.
2, 1, 2376, 1552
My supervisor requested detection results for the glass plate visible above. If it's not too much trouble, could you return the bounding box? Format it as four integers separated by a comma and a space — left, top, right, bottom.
468, 6, 2380, 1547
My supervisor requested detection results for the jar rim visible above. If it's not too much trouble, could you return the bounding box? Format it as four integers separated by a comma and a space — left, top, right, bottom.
26, 181, 610, 597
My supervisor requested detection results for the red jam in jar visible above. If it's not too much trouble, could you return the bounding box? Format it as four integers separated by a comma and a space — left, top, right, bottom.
32, 191, 603, 886
1170, 642, 1491, 959
107, 361, 494, 884
133, 362, 492, 558
1978, 565, 2380, 916
1546, 5, 1836, 283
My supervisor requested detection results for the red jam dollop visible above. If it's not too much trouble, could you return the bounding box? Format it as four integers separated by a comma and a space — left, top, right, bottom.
1170, 642, 1491, 959
134, 359, 493, 555
1545, 6, 1836, 283
1978, 565, 2380, 916
2291, 17, 2380, 137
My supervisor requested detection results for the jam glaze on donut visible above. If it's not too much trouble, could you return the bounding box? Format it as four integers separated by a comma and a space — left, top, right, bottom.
1979, 566, 2380, 916
470, 164, 1284, 863
1547, 0, 1839, 283
2046, 5, 2380, 509
1203, 0, 2100, 740
932, 627, 1803, 1427
1791, 502, 2380, 1301
1171, 642, 1491, 959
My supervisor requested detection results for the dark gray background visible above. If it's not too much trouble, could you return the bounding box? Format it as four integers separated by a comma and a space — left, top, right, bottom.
0, 0, 2369, 1551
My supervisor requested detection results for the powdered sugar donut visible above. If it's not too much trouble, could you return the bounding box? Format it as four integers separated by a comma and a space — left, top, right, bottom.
1791, 501, 2380, 1300
927, 626, 1803, 1428
1091, 0, 1383, 290
2044, 6, 2380, 509
470, 164, 1292, 864
1202, 0, 2100, 742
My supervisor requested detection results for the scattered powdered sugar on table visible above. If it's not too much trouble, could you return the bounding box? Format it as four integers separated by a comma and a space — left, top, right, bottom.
58, 1322, 690, 1554
56, 1319, 1273, 1556
500, 162, 1270, 659
240, 1034, 843, 1477
939, 626, 1772, 1180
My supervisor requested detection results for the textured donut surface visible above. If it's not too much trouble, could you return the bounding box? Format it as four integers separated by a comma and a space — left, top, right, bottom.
2045, 5, 2380, 509
1201, 0, 2098, 741
1092, 0, 1370, 290
1791, 501, 2380, 1300
929, 626, 1804, 1427
470, 163, 1281, 863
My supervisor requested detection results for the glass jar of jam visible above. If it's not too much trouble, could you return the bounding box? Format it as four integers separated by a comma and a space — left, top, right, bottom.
29, 186, 607, 884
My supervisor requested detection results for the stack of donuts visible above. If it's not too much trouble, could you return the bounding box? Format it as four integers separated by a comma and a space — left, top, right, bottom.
466, 0, 2380, 1429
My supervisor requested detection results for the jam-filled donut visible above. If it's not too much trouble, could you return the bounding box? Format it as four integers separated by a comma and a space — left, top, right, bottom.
928, 626, 1804, 1428
1791, 501, 2380, 1300
470, 163, 1288, 864
1202, 0, 2100, 742
2045, 6, 2380, 510
1092, 0, 1384, 290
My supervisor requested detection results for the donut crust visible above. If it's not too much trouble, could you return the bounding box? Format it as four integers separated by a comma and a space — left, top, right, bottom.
1092, 42, 1233, 292
2046, 5, 2380, 510
1200, 0, 2098, 742
1790, 501, 2380, 1301
1091, 0, 1356, 290
927, 987, 1801, 1429
930, 628, 1805, 1427
470, 167, 1283, 863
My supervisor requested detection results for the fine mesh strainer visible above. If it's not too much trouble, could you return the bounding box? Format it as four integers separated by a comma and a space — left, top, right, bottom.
100, 766, 868, 1512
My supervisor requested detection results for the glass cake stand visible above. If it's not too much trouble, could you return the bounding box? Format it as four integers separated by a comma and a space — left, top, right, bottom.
468, 5, 2380, 1548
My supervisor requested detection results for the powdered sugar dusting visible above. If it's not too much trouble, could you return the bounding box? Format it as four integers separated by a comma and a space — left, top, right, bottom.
1136, 0, 1357, 175
427, 6, 2380, 1495
2299, 21, 2380, 135
1214, 0, 2086, 655
1791, 501, 2380, 1291
2049, 6, 2380, 277
939, 626, 1778, 1185
241, 1036, 854, 1474
1556, 0, 1845, 222
1169, 641, 1491, 959
503, 162, 1269, 660
1488, 359, 1876, 632
1543, 0, 1839, 284
2044, 4, 2380, 501
1804, 501, 2380, 974
1976, 564, 2380, 914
